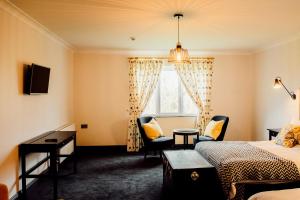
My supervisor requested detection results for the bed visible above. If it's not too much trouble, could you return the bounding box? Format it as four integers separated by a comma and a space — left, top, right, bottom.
248, 188, 300, 200
194, 141, 300, 200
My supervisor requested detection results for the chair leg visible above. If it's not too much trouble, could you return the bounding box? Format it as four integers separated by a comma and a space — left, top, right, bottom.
160, 150, 162, 159
144, 148, 147, 159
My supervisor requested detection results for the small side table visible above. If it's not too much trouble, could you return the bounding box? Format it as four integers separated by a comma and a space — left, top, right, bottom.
267, 128, 281, 140
173, 129, 199, 149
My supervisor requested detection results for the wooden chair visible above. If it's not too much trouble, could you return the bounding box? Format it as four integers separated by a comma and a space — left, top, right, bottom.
137, 116, 174, 159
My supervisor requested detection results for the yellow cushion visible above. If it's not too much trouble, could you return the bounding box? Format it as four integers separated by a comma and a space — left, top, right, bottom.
204, 120, 224, 140
142, 118, 164, 140
275, 124, 299, 148
292, 126, 300, 143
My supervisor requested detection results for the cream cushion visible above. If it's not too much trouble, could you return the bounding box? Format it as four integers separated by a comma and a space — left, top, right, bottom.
204, 120, 224, 140
142, 118, 164, 140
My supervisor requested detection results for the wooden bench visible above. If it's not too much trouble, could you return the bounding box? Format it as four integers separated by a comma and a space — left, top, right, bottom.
162, 150, 223, 199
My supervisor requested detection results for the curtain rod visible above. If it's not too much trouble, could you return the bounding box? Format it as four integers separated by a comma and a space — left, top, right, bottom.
128, 56, 215, 60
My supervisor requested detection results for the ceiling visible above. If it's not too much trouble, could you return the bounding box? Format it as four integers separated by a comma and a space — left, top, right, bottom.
9, 0, 300, 52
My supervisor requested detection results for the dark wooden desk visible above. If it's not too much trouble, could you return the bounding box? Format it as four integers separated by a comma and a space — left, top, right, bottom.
267, 128, 281, 140
173, 129, 199, 149
19, 131, 76, 200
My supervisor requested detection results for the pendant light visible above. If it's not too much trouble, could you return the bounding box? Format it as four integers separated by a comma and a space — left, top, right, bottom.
168, 13, 191, 64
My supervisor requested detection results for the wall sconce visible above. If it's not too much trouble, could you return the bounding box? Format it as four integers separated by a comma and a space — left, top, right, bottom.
274, 77, 296, 100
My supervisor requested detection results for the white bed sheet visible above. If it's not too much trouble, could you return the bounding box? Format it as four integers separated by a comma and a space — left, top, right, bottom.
248, 140, 300, 173
248, 188, 300, 200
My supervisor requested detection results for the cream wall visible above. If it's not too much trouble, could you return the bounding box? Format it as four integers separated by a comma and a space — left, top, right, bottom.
74, 52, 254, 146
212, 55, 254, 141
253, 39, 300, 140
0, 1, 74, 197
74, 53, 129, 146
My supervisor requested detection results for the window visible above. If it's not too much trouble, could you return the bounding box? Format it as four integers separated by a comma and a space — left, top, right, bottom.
143, 65, 198, 116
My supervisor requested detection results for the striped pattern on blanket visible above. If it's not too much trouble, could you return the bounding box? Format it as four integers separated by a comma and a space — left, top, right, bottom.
195, 141, 300, 200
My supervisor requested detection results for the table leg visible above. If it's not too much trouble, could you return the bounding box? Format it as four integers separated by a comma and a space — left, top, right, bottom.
50, 150, 58, 200
184, 135, 187, 149
21, 153, 27, 200
73, 136, 77, 173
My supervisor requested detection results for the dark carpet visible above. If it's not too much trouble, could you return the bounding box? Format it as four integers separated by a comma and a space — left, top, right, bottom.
25, 153, 169, 200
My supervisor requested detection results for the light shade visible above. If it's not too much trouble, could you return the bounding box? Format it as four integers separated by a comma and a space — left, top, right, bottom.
168, 42, 191, 64
168, 13, 191, 64
274, 77, 282, 89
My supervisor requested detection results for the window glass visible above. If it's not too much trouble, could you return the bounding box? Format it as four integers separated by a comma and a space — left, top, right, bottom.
160, 70, 179, 113
182, 86, 198, 115
143, 87, 157, 115
143, 65, 198, 116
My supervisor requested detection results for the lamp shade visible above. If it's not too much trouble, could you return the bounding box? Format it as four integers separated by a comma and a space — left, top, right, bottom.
168, 13, 191, 64
274, 77, 282, 89
168, 42, 191, 64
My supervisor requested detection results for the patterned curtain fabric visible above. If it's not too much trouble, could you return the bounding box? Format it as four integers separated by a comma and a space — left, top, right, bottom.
127, 58, 163, 152
175, 58, 214, 134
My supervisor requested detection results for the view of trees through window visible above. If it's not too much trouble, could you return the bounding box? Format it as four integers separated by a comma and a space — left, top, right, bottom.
143, 65, 198, 116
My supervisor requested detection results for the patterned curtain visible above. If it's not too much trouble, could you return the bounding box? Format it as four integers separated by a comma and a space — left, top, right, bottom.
127, 58, 163, 152
175, 58, 214, 134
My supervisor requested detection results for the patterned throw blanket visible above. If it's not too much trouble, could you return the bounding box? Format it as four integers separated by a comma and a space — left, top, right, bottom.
195, 141, 300, 200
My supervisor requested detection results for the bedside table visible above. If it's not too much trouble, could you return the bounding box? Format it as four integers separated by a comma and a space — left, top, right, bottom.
267, 128, 281, 140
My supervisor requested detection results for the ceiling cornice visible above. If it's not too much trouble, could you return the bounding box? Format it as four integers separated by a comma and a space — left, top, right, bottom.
3, 0, 73, 50
253, 33, 300, 55
75, 48, 253, 56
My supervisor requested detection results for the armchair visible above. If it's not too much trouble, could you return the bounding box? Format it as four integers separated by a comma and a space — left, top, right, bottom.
193, 115, 229, 145
137, 116, 174, 159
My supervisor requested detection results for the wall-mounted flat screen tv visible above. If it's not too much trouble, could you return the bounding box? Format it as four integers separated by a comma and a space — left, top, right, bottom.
24, 63, 51, 95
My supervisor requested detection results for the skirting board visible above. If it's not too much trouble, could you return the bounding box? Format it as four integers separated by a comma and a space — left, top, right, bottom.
76, 145, 193, 155
76, 145, 128, 155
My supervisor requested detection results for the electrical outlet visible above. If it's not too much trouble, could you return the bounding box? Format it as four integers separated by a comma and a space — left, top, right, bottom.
81, 124, 88, 129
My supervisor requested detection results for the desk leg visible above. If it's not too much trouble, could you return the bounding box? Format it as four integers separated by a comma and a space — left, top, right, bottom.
50, 150, 58, 200
73, 136, 77, 173
173, 133, 175, 148
21, 153, 27, 200
184, 135, 187, 149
